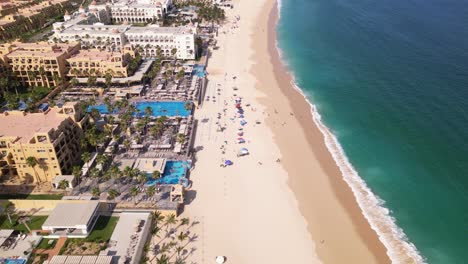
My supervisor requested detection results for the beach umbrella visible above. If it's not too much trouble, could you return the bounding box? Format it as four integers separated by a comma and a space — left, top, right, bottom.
239, 148, 249, 155
215, 256, 226, 264
239, 114, 245, 118
225, 160, 233, 166
240, 120, 247, 126
237, 132, 243, 136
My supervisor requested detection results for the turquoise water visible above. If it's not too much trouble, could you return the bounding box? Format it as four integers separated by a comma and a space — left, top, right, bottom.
88, 104, 111, 114
135, 101, 191, 117
5, 259, 26, 264
278, 0, 468, 263
146, 161, 189, 185
193, 64, 206, 77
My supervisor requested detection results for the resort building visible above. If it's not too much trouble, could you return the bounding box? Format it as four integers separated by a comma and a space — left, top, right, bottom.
0, 102, 89, 183
126, 25, 196, 59
108, 0, 172, 24
67, 49, 132, 78
42, 201, 100, 238
52, 22, 196, 59
89, 0, 173, 24
0, 42, 80, 87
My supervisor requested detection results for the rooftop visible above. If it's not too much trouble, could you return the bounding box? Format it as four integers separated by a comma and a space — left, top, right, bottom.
45, 255, 113, 264
0, 108, 69, 143
126, 25, 195, 35
133, 158, 166, 173
102, 212, 151, 264
42, 201, 100, 228
68, 50, 126, 62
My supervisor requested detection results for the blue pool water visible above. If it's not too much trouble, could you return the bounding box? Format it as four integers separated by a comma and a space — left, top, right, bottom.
146, 161, 189, 185
87, 104, 111, 114
193, 65, 205, 78
5, 259, 26, 264
135, 101, 191, 117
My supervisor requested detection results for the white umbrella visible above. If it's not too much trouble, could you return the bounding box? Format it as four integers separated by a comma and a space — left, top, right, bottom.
215, 256, 226, 264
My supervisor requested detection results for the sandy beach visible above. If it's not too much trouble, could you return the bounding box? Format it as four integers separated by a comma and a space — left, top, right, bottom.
183, 0, 390, 263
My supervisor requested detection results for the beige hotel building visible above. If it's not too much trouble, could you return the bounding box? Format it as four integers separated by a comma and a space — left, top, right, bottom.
0, 102, 89, 183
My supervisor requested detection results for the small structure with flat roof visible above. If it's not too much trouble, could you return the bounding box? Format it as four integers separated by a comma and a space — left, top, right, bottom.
44, 255, 113, 264
101, 212, 151, 264
42, 201, 100, 238
133, 158, 166, 174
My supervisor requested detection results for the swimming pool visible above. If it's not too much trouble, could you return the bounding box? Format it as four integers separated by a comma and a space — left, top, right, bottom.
193, 64, 206, 78
146, 161, 190, 185
135, 101, 191, 117
87, 104, 111, 114
4, 259, 27, 264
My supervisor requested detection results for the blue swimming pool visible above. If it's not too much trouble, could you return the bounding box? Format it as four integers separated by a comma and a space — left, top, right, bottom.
146, 161, 190, 185
135, 101, 191, 117
4, 259, 27, 264
193, 64, 206, 78
87, 104, 111, 114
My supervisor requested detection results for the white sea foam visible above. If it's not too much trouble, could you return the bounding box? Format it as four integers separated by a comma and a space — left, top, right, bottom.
273, 5, 426, 262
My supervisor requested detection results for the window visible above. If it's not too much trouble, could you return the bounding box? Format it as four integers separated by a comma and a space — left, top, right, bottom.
37, 149, 46, 153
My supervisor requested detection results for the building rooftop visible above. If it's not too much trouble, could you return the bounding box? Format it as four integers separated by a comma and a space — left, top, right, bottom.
42, 201, 100, 228
126, 25, 195, 35
68, 49, 125, 62
45, 255, 113, 264
133, 158, 166, 173
0, 108, 69, 143
102, 212, 151, 264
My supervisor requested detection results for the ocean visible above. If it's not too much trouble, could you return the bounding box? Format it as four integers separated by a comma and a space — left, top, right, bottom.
276, 0, 468, 263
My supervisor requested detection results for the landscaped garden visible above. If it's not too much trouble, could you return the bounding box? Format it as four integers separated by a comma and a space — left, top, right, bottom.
0, 194, 63, 200
0, 215, 47, 232
60, 216, 118, 255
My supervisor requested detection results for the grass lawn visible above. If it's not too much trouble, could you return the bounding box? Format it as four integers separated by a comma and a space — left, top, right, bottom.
85, 216, 118, 242
36, 238, 57, 250
0, 215, 48, 232
0, 194, 63, 200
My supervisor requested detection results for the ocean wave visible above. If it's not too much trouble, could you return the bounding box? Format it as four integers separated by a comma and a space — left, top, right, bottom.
274, 9, 425, 264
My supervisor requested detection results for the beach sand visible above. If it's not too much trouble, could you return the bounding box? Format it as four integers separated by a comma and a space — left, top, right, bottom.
182, 0, 390, 263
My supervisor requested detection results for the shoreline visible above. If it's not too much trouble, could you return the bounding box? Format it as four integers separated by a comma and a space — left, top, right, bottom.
252, 0, 392, 263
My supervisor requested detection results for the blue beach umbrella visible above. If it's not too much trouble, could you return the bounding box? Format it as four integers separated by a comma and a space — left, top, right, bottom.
225, 160, 233, 166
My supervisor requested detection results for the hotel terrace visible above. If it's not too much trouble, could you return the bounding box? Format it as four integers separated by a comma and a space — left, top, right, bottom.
67, 49, 133, 78
0, 102, 89, 184
0, 42, 80, 87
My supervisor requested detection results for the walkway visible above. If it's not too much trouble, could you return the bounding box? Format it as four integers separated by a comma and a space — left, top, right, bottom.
34, 237, 67, 260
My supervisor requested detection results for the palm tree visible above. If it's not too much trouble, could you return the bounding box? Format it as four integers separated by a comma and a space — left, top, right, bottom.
180, 217, 190, 228
152, 170, 161, 180
91, 187, 101, 198
146, 186, 156, 203
130, 186, 139, 205
81, 152, 91, 164
72, 166, 82, 185
184, 101, 192, 111
96, 154, 109, 168
156, 254, 169, 264
26, 156, 41, 183
18, 217, 32, 234
176, 133, 186, 144
165, 213, 177, 233
89, 167, 101, 179
177, 231, 189, 244
1, 202, 15, 225
144, 106, 153, 117
107, 189, 119, 201
122, 166, 133, 180
137, 172, 147, 185
123, 139, 131, 152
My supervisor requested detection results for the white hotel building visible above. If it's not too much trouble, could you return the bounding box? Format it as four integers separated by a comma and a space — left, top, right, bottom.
88, 0, 173, 24
53, 20, 196, 60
